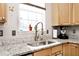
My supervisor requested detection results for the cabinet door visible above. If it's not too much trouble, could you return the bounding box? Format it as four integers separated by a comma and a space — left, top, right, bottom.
69, 44, 78, 56
58, 3, 72, 25
32, 48, 52, 56
52, 51, 62, 56
51, 4, 59, 26
63, 43, 71, 56
63, 43, 79, 56
78, 46, 79, 56
73, 3, 79, 25
51, 45, 63, 56
46, 3, 59, 27
0, 4, 6, 22
52, 45, 62, 54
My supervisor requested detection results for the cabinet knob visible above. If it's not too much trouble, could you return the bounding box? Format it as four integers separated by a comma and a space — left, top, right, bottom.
2, 17, 5, 20
0, 17, 5, 20
72, 44, 78, 48
0, 17, 2, 20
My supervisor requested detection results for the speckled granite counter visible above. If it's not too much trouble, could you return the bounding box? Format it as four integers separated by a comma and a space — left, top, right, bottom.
0, 43, 32, 56
0, 39, 79, 56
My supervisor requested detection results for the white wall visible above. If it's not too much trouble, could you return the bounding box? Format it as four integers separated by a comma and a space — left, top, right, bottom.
46, 3, 53, 36
0, 3, 19, 39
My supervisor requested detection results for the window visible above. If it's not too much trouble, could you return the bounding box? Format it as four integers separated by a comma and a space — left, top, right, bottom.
19, 3, 46, 31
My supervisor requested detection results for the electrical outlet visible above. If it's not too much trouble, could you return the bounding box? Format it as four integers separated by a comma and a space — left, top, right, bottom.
12, 30, 16, 36
73, 29, 76, 34
0, 30, 3, 36
46, 30, 49, 34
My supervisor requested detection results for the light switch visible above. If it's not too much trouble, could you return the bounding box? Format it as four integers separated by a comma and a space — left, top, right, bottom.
46, 30, 49, 34
12, 30, 16, 36
0, 30, 3, 36
73, 29, 76, 34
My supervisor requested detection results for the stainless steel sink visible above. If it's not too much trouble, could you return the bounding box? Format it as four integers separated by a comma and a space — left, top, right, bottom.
27, 40, 57, 47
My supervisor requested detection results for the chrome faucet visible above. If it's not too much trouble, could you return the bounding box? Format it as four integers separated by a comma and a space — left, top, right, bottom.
34, 22, 43, 41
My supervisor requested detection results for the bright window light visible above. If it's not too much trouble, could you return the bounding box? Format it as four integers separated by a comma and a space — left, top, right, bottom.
19, 3, 46, 31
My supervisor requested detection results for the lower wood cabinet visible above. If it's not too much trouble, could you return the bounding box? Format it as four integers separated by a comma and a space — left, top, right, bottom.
32, 44, 63, 56
32, 42, 79, 56
63, 43, 79, 56
63, 43, 71, 56
51, 45, 63, 56
32, 48, 52, 56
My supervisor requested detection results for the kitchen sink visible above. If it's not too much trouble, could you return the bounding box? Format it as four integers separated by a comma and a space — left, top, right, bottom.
27, 40, 58, 47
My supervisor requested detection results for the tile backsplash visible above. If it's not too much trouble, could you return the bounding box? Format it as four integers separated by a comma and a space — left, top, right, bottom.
67, 26, 79, 39
0, 4, 35, 46
52, 26, 79, 40
0, 3, 52, 46
1, 4, 79, 47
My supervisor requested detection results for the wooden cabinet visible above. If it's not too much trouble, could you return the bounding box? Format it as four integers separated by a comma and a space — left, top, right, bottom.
46, 3, 79, 26
51, 45, 62, 56
63, 43, 79, 56
32, 48, 52, 56
58, 4, 72, 25
63, 43, 71, 56
69, 44, 79, 56
73, 4, 79, 25
51, 3, 72, 26
33, 44, 63, 56
0, 3, 6, 23
46, 3, 59, 26
32, 42, 79, 56
51, 4, 59, 26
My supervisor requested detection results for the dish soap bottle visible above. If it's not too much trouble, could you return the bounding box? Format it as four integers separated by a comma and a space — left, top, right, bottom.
29, 24, 32, 31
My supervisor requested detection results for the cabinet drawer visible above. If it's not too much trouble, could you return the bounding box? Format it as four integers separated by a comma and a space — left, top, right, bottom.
33, 48, 52, 56
52, 45, 62, 54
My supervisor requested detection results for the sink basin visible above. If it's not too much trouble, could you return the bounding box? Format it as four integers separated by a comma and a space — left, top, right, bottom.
27, 40, 57, 47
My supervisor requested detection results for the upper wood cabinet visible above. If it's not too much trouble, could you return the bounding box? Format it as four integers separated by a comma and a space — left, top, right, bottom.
51, 4, 59, 26
0, 4, 6, 23
49, 3, 72, 26
58, 4, 72, 25
73, 4, 79, 25
46, 3, 59, 27
46, 3, 79, 26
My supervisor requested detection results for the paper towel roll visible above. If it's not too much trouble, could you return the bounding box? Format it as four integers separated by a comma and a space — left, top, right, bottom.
53, 30, 57, 38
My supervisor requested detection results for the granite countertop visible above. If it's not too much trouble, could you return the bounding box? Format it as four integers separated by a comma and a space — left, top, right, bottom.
0, 43, 32, 56
0, 39, 79, 56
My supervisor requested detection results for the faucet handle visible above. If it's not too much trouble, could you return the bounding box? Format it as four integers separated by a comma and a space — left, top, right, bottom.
37, 34, 43, 41
40, 35, 44, 40
37, 34, 39, 39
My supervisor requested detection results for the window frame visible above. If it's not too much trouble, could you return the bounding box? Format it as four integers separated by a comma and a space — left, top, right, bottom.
23, 3, 46, 10
19, 3, 46, 31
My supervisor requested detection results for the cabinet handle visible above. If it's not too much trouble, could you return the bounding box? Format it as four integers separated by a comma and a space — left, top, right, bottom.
0, 17, 2, 20
0, 17, 5, 20
74, 46, 78, 48
70, 44, 78, 48
2, 17, 5, 20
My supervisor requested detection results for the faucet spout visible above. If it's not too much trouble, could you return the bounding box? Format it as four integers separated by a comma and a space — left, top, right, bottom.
34, 22, 43, 41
